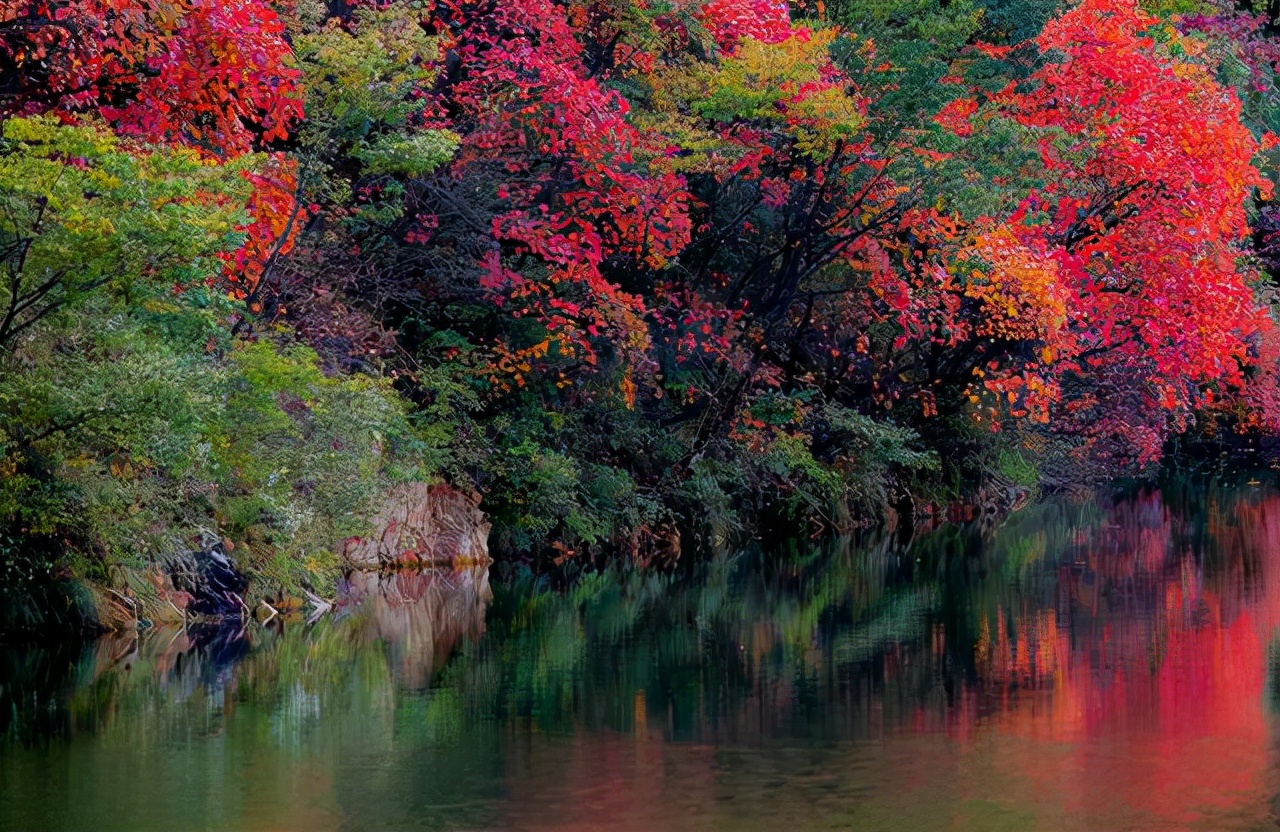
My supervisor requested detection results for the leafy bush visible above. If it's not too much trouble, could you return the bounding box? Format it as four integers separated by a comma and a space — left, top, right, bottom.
0, 118, 438, 613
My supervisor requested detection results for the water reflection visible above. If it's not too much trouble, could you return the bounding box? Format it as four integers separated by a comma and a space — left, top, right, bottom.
4, 479, 1280, 830
335, 568, 491, 689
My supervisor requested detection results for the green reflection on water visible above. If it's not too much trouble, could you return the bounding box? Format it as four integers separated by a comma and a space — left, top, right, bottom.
5, 477, 1280, 831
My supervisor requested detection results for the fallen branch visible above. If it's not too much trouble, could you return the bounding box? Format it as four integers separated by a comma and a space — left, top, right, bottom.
302, 589, 332, 613
105, 588, 138, 612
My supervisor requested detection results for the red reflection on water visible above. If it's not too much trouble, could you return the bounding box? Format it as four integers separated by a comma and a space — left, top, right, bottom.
496, 492, 1280, 831
967, 490, 1280, 828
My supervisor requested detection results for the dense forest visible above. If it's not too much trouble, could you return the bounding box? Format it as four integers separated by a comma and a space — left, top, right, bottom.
4, 0, 1280, 624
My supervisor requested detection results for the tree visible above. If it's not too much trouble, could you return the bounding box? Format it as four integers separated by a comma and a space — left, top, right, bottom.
971, 0, 1272, 462
0, 115, 246, 354
0, 0, 303, 157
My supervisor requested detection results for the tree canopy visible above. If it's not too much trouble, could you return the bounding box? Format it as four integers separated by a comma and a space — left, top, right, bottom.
3, 0, 1280, 593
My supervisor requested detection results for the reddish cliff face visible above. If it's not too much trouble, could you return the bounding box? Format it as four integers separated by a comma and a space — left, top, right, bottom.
341, 484, 491, 568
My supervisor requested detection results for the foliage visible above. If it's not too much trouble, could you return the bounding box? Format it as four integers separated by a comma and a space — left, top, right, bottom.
0, 117, 434, 620
7, 0, 1280, 605
0, 0, 303, 156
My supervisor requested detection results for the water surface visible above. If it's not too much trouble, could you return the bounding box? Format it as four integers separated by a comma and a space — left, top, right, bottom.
5, 478, 1280, 830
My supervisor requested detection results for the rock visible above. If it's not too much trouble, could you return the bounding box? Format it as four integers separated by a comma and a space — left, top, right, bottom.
165, 545, 249, 618
341, 483, 491, 568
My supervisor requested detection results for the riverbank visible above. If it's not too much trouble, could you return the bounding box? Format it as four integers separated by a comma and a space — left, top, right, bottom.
4, 461, 1237, 639
14, 454, 1274, 639
1, 481, 495, 638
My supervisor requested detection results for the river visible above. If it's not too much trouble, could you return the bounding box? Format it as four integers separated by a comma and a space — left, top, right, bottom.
4, 476, 1280, 830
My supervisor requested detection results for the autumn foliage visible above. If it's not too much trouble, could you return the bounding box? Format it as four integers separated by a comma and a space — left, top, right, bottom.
979, 0, 1273, 462
0, 0, 303, 154
6, 0, 1280, 560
